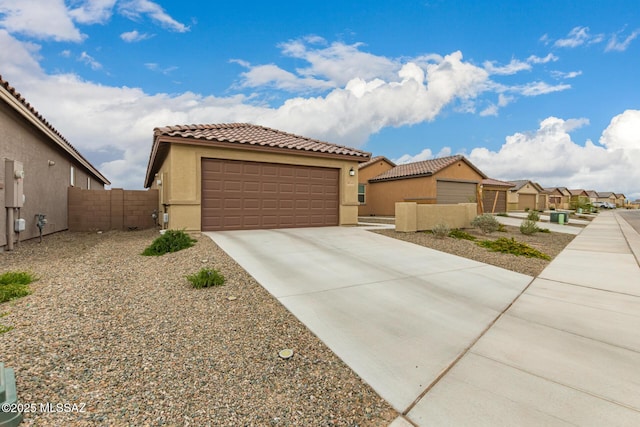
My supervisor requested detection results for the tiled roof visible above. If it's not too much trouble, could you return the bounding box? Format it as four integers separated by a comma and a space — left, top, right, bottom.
369, 155, 485, 182
154, 123, 371, 159
568, 189, 588, 196
483, 178, 515, 187
0, 74, 110, 185
358, 155, 396, 169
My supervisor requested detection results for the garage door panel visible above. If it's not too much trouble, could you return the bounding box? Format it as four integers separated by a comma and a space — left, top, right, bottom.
437, 181, 478, 204
202, 158, 339, 231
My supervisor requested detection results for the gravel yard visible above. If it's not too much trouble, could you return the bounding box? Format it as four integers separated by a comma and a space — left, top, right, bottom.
373, 225, 577, 277
1, 230, 397, 426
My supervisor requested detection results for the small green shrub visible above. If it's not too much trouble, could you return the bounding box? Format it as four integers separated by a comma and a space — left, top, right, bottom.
538, 227, 550, 233
187, 268, 225, 289
0, 312, 13, 334
448, 229, 477, 241
527, 210, 540, 221
496, 212, 508, 217
520, 219, 539, 235
477, 237, 550, 260
0, 271, 36, 303
431, 223, 451, 239
142, 230, 196, 256
471, 214, 501, 234
497, 223, 507, 232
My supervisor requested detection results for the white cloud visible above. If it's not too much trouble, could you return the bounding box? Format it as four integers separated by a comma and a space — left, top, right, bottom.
393, 147, 452, 164
510, 81, 571, 96
69, 0, 117, 24
120, 30, 152, 42
469, 115, 640, 198
0, 0, 84, 41
235, 63, 334, 92
606, 28, 640, 52
118, 0, 189, 32
554, 26, 592, 48
551, 70, 582, 79
483, 59, 531, 75
527, 53, 558, 64
78, 51, 102, 70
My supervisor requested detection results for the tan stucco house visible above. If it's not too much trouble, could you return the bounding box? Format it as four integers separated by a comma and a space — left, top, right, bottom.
144, 123, 370, 231
357, 155, 395, 215
1, 75, 109, 249
481, 178, 515, 214
544, 187, 571, 210
615, 193, 626, 208
357, 155, 487, 217
507, 180, 546, 211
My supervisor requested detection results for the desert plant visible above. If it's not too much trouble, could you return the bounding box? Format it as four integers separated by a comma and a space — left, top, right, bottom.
0, 312, 12, 334
0, 271, 36, 303
477, 237, 550, 260
187, 268, 225, 289
142, 229, 196, 256
496, 212, 508, 217
448, 229, 477, 241
471, 214, 501, 234
520, 219, 539, 235
431, 223, 451, 239
527, 210, 540, 221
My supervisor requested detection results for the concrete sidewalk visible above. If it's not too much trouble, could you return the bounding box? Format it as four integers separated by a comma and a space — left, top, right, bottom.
407, 210, 640, 426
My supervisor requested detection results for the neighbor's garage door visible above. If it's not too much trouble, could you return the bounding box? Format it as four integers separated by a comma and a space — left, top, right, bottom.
436, 180, 477, 204
518, 194, 536, 211
201, 158, 339, 231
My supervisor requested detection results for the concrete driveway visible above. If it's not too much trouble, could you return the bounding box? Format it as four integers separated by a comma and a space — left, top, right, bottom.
205, 226, 533, 415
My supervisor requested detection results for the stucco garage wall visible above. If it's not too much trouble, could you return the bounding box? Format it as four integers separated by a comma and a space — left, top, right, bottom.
1, 102, 105, 247
150, 143, 360, 231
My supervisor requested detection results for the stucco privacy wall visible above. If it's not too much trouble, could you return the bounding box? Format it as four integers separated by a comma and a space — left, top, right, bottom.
1, 102, 105, 247
68, 187, 158, 231
363, 161, 484, 216
395, 202, 477, 232
149, 143, 360, 231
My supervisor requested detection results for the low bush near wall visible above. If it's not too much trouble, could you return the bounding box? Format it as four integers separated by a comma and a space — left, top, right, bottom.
187, 268, 225, 289
448, 229, 477, 241
142, 230, 196, 256
431, 223, 451, 239
471, 214, 501, 234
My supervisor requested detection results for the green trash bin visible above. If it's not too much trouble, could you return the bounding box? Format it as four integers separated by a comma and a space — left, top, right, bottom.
0, 363, 23, 427
560, 212, 569, 224
550, 212, 560, 223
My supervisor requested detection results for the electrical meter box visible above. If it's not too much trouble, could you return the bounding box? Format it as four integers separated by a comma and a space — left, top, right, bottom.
14, 218, 26, 232
4, 159, 25, 208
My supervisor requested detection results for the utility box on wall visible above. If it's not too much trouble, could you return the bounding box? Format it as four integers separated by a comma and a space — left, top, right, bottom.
4, 159, 25, 208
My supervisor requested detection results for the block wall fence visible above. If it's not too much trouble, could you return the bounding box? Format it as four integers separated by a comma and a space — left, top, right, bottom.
68, 187, 159, 231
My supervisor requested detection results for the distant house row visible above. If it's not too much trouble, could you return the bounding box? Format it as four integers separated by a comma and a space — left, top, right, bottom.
358, 155, 631, 216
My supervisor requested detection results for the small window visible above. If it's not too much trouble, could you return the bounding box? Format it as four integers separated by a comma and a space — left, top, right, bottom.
70, 166, 75, 186
87, 177, 91, 190
358, 184, 366, 204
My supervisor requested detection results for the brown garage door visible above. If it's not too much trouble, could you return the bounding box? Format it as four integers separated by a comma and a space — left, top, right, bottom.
436, 180, 478, 204
518, 194, 536, 211
482, 189, 507, 213
201, 158, 339, 231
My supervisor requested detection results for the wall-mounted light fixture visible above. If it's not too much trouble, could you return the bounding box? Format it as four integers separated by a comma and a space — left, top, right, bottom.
349, 167, 355, 176
48, 160, 56, 166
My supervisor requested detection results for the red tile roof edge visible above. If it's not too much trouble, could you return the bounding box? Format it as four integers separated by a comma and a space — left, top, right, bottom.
0, 74, 110, 185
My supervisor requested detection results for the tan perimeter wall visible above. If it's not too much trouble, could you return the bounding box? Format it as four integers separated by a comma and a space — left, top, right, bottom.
150, 143, 361, 231
396, 202, 477, 232
68, 187, 158, 231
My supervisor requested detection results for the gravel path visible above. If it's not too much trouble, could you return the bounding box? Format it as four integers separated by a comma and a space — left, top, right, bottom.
1, 230, 397, 426
373, 225, 576, 277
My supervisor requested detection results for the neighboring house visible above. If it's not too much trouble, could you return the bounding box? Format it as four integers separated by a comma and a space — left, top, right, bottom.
615, 193, 626, 208
357, 155, 395, 215
357, 155, 487, 217
481, 178, 515, 214
568, 189, 590, 210
507, 180, 545, 211
596, 191, 618, 206
544, 187, 571, 210
585, 190, 599, 204
1, 75, 109, 249
144, 123, 370, 231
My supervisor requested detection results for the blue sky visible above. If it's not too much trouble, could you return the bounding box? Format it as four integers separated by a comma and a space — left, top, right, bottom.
1, 0, 639, 199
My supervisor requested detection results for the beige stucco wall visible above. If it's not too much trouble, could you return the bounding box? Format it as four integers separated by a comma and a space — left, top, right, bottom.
361, 160, 483, 216
150, 142, 361, 231
1, 102, 104, 248
357, 159, 394, 216
396, 202, 477, 232
507, 183, 540, 211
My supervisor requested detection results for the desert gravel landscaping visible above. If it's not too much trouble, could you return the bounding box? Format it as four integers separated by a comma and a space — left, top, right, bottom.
0, 230, 397, 426
373, 224, 577, 277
